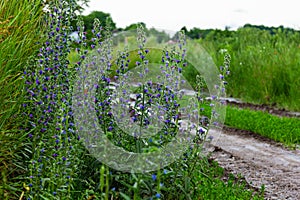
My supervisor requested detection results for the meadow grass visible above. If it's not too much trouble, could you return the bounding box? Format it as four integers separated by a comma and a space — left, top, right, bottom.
155, 156, 265, 200
199, 27, 300, 111
188, 100, 300, 148
69, 142, 264, 200
225, 105, 300, 148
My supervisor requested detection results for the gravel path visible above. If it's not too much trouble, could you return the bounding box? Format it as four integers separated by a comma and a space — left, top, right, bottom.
205, 128, 300, 200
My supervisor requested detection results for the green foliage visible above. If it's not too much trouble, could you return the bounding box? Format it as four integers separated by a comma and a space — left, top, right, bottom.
71, 150, 264, 200
0, 0, 44, 199
82, 11, 116, 31
0, 0, 44, 132
22, 12, 261, 199
198, 26, 300, 111
197, 101, 300, 147
124, 22, 146, 31
5, 1, 298, 199
225, 106, 300, 147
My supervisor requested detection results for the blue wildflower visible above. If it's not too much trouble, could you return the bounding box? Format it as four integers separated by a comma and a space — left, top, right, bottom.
152, 174, 157, 181
155, 193, 161, 198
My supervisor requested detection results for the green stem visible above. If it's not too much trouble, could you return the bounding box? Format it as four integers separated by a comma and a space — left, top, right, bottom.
105, 166, 109, 200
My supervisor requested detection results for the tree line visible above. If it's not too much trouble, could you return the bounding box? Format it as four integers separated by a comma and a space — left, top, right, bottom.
71, 10, 300, 46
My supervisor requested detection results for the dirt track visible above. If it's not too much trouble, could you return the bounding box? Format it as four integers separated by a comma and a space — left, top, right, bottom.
204, 128, 300, 200
198, 94, 300, 199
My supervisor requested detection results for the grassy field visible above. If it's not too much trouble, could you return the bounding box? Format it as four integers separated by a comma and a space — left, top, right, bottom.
225, 105, 300, 148
199, 28, 300, 111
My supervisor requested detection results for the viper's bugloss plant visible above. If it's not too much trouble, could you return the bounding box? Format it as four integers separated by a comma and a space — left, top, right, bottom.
70, 19, 230, 198
23, 0, 83, 199
19, 1, 263, 199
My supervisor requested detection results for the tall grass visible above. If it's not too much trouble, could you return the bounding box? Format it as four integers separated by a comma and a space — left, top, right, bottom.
200, 27, 300, 111
0, 0, 44, 130
0, 0, 44, 198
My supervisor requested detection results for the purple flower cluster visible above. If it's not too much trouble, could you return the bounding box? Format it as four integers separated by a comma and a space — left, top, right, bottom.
23, 1, 80, 198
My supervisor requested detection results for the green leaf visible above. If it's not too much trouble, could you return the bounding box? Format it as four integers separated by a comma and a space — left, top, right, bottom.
120, 192, 131, 200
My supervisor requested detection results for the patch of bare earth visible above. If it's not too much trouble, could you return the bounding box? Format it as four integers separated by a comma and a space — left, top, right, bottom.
203, 127, 300, 200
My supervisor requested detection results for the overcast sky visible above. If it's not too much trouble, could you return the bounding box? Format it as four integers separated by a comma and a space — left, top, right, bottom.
82, 0, 299, 31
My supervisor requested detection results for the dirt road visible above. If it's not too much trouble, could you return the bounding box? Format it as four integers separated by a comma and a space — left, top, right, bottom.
205, 128, 300, 200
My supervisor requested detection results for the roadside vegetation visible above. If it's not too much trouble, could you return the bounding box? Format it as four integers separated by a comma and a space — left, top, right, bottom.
0, 0, 44, 198
1, 0, 299, 199
225, 105, 300, 148
182, 99, 300, 148
197, 26, 300, 111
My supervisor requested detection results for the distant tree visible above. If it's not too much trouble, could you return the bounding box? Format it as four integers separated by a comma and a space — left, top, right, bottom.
70, 10, 116, 46
83, 11, 116, 30
187, 27, 201, 39
242, 23, 300, 35
179, 27, 217, 39
70, 10, 116, 32
124, 22, 146, 31
180, 26, 188, 33
148, 28, 170, 43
